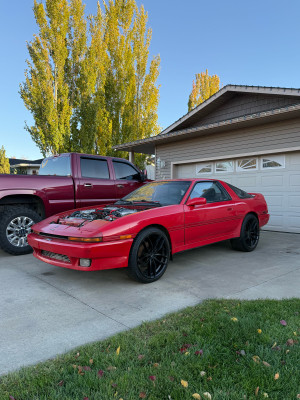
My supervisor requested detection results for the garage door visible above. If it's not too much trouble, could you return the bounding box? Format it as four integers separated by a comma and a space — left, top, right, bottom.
175, 151, 300, 233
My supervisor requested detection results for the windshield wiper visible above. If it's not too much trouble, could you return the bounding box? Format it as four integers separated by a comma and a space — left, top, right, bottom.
115, 199, 134, 205
132, 199, 161, 206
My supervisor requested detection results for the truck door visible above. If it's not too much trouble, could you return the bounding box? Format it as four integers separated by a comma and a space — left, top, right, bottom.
77, 156, 117, 207
112, 160, 144, 199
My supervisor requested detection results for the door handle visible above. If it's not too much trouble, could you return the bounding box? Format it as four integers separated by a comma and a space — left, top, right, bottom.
84, 183, 93, 187
117, 184, 124, 188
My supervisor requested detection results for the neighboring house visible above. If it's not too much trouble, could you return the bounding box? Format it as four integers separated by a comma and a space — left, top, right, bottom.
113, 85, 300, 233
9, 158, 43, 175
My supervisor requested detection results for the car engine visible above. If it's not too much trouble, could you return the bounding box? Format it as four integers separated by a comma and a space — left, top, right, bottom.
59, 206, 139, 225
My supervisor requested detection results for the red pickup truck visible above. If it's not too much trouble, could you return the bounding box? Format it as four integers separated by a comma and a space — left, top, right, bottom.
0, 153, 147, 255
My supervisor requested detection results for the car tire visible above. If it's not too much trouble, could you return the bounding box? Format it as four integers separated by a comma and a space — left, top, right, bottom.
0, 206, 42, 255
127, 227, 170, 283
230, 214, 260, 252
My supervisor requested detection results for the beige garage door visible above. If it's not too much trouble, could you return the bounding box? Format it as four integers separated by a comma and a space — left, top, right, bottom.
175, 151, 300, 233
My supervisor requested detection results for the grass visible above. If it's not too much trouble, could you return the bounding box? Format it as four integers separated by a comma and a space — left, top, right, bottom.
0, 299, 299, 400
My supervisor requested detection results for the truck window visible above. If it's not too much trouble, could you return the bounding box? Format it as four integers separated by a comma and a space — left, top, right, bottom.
113, 161, 140, 180
80, 158, 110, 179
39, 155, 71, 176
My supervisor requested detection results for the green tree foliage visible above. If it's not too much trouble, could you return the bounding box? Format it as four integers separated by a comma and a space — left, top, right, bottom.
0, 146, 10, 174
188, 70, 220, 112
20, 0, 160, 166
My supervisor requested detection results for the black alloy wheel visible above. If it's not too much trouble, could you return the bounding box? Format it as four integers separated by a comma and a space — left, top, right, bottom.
127, 227, 170, 283
230, 214, 260, 252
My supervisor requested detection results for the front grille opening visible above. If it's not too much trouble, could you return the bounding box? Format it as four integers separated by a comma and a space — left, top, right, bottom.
41, 250, 70, 263
39, 232, 68, 240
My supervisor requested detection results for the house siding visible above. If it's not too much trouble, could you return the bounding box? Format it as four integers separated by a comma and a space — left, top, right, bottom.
189, 94, 300, 129
155, 117, 300, 179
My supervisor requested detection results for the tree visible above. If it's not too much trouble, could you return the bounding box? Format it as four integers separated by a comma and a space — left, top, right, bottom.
0, 146, 10, 174
20, 0, 160, 164
188, 70, 220, 112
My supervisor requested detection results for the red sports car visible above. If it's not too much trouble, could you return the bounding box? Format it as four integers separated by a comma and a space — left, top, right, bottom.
28, 179, 269, 283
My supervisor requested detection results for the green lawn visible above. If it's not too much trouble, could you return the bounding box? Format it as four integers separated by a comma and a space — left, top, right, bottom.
0, 299, 299, 400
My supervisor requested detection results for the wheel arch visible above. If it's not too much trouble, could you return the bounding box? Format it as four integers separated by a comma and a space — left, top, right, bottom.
133, 224, 173, 259
0, 195, 45, 217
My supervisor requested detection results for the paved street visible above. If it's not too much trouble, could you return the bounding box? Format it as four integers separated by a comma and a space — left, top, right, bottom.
0, 231, 299, 375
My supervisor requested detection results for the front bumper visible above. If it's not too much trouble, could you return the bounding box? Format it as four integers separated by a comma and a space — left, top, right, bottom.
28, 233, 133, 271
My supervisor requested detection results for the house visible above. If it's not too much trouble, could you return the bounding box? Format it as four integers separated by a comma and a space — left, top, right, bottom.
9, 158, 43, 175
113, 85, 300, 233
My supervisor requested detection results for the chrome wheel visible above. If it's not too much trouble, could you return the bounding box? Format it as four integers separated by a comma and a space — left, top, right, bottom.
6, 216, 34, 248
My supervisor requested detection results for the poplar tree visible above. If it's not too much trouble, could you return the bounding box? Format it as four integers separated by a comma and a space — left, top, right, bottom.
188, 70, 220, 112
20, 0, 160, 162
0, 146, 10, 174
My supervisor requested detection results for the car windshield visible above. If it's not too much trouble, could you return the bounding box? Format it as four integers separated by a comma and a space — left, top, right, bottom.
120, 181, 192, 206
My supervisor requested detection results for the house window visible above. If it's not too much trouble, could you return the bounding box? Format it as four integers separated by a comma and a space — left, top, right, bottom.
215, 161, 234, 173
236, 158, 257, 171
196, 163, 213, 175
261, 155, 285, 169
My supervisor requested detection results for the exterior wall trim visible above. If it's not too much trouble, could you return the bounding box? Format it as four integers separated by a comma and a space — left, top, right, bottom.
170, 146, 300, 178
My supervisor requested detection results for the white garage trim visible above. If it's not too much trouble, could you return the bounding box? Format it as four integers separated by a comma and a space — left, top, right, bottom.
170, 146, 300, 178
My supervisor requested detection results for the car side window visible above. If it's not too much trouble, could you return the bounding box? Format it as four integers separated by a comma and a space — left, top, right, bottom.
113, 161, 140, 180
189, 181, 230, 203
80, 158, 110, 179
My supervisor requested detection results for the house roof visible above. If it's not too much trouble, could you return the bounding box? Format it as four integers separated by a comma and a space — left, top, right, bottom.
113, 85, 300, 154
9, 158, 43, 167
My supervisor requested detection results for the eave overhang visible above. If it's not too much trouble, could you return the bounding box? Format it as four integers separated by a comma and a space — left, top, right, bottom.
113, 103, 300, 154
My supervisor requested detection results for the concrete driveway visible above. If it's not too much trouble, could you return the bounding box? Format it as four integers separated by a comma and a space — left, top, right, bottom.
0, 231, 299, 375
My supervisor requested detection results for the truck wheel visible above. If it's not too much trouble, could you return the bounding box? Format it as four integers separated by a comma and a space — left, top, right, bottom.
0, 207, 42, 255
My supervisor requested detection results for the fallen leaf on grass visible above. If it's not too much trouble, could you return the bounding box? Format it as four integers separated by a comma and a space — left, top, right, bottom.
296, 394, 300, 399
262, 361, 271, 367
149, 375, 156, 381
138, 354, 144, 360
83, 366, 91, 371
231, 317, 238, 322
207, 376, 212, 381
83, 397, 89, 400
58, 380, 64, 386
240, 350, 246, 356
252, 355, 260, 364
286, 338, 298, 346
111, 383, 117, 388
203, 393, 212, 400
75, 352, 80, 358
107, 366, 117, 371
168, 376, 175, 381
181, 379, 188, 388
116, 346, 120, 356
89, 359, 93, 364
274, 372, 280, 380
200, 371, 206, 376
257, 329, 262, 334
139, 392, 147, 399
153, 363, 159, 367
192, 394, 201, 399
280, 320, 287, 326
195, 350, 203, 356
263, 393, 269, 398
97, 370, 104, 378
9, 396, 16, 400
255, 386, 259, 396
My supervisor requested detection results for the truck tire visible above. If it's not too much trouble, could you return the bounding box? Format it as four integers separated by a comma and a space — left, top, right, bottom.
0, 206, 42, 255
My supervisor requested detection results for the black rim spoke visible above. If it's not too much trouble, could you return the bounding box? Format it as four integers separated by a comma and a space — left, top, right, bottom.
245, 219, 259, 248
137, 233, 168, 279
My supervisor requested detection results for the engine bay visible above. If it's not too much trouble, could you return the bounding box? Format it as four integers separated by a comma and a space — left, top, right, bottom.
57, 206, 140, 226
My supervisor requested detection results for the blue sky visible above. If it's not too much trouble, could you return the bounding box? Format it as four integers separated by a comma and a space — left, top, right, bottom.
1, 0, 300, 159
